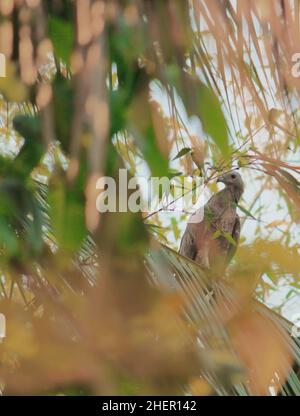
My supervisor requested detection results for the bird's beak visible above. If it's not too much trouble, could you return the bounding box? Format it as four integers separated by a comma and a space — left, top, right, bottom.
217, 176, 224, 184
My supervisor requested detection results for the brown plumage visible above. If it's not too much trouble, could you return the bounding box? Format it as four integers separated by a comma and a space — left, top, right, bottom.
179, 171, 244, 273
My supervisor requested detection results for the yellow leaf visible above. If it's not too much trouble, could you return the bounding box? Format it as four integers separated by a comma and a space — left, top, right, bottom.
266, 220, 287, 228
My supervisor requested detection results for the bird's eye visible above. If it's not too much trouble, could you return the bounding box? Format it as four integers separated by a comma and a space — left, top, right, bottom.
231, 174, 236, 179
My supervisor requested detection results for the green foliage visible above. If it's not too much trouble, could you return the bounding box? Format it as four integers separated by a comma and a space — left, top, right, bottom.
237, 204, 256, 220
172, 147, 192, 160
143, 126, 169, 177
49, 17, 74, 64
13, 115, 44, 177
196, 82, 229, 156
52, 73, 73, 153
48, 177, 86, 254
0, 178, 44, 259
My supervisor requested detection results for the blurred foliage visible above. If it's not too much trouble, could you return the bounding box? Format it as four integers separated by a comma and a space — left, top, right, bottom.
0, 0, 298, 396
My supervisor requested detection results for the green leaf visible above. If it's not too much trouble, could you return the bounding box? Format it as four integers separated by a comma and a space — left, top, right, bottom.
172, 147, 192, 160
13, 115, 44, 177
145, 223, 163, 230
0, 219, 18, 256
165, 72, 229, 156
197, 82, 229, 155
285, 289, 295, 300
166, 169, 182, 179
49, 17, 74, 64
212, 230, 221, 239
52, 73, 73, 153
171, 217, 180, 240
237, 204, 256, 220
223, 232, 237, 246
48, 179, 87, 253
143, 126, 169, 177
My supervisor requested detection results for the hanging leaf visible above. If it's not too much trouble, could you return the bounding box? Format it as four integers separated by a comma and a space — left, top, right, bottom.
49, 17, 74, 64
197, 82, 229, 156
172, 147, 192, 160
237, 204, 256, 220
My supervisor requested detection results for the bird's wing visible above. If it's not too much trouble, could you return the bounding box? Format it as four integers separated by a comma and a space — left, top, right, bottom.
227, 214, 240, 262
179, 225, 197, 260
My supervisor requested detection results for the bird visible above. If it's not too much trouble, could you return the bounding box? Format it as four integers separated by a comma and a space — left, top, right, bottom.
179, 171, 244, 275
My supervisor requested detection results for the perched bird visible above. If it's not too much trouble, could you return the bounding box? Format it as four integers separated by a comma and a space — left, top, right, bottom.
179, 171, 244, 274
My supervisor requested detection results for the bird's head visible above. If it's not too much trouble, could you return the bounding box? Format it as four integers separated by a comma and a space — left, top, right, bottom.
217, 171, 244, 202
